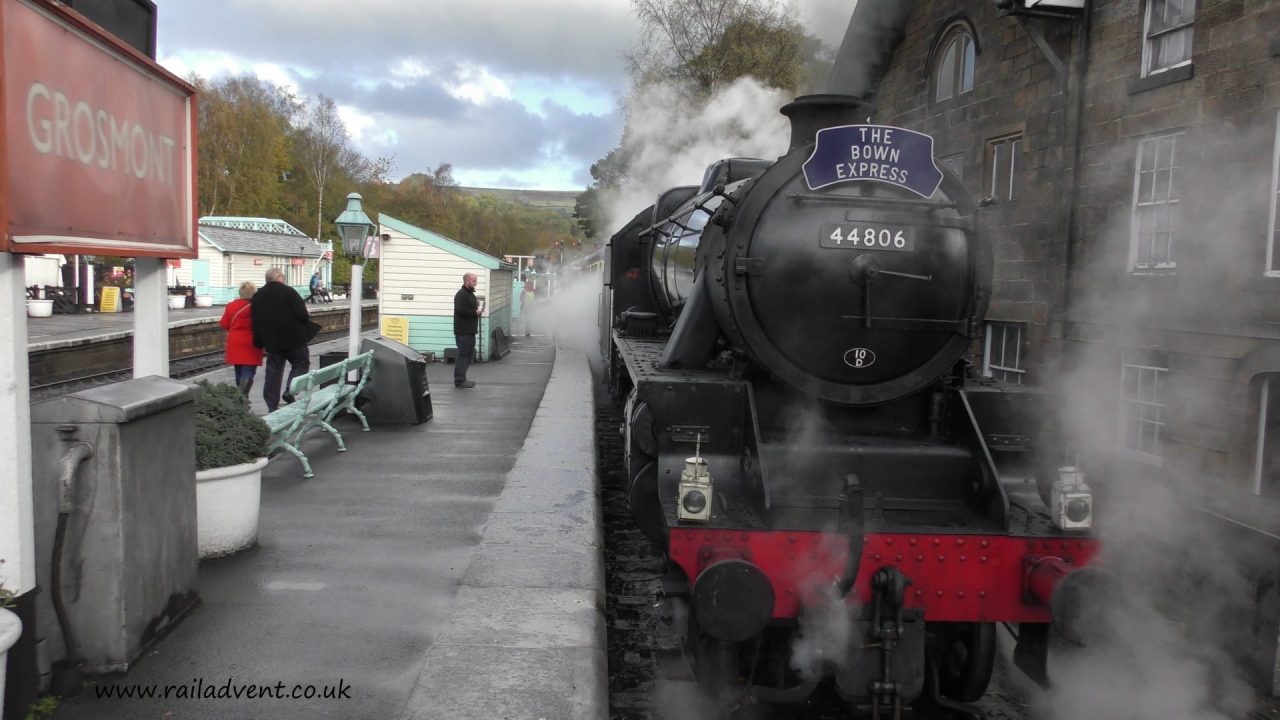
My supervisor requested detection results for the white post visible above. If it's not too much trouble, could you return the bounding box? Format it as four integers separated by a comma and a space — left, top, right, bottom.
0, 253, 36, 597
348, 262, 362, 379
1255, 377, 1270, 496
134, 257, 170, 378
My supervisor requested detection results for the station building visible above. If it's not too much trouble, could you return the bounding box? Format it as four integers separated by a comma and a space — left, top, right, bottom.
177, 217, 330, 303
848, 0, 1280, 501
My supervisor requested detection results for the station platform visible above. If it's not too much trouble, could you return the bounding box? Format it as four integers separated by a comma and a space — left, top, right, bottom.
26, 298, 376, 352
46, 333, 604, 720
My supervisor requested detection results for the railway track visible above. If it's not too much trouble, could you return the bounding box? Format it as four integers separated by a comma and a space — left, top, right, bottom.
28, 330, 349, 404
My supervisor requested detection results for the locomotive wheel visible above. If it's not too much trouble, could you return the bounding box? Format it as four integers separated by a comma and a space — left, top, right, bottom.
935, 622, 996, 702
685, 613, 745, 717
626, 462, 666, 546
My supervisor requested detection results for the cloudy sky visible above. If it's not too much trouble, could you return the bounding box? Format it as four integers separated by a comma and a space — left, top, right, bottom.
157, 0, 855, 192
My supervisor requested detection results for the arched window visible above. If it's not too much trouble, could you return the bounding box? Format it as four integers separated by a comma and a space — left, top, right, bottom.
933, 25, 976, 102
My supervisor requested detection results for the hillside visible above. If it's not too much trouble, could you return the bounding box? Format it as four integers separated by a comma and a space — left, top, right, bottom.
457, 187, 580, 217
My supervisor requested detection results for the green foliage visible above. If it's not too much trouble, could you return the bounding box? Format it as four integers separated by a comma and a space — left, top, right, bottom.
24, 695, 59, 720
0, 585, 14, 609
627, 0, 817, 99
685, 14, 811, 95
193, 381, 271, 471
195, 75, 298, 217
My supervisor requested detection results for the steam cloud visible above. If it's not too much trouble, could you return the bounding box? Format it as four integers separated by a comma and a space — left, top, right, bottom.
598, 76, 792, 235
1018, 115, 1280, 718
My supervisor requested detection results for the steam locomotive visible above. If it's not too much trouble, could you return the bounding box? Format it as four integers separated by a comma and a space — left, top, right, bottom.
601, 95, 1105, 716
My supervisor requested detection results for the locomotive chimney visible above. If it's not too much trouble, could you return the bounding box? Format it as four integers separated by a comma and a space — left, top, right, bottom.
780, 94, 875, 152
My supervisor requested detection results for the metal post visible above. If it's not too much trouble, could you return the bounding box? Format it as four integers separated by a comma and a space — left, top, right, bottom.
348, 262, 362, 381
133, 256, 170, 377
0, 253, 36, 597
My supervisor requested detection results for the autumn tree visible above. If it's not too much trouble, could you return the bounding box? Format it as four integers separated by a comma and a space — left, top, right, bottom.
196, 75, 297, 216
626, 0, 813, 97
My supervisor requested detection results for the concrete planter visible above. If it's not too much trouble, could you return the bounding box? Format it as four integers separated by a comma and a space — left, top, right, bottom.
0, 607, 21, 718
196, 457, 268, 559
26, 299, 53, 317
194, 295, 214, 308
168, 296, 187, 310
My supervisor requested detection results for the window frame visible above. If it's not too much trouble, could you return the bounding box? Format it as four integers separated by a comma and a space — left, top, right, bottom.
984, 134, 1023, 203
932, 24, 976, 103
983, 322, 1026, 385
1267, 109, 1280, 277
1141, 0, 1195, 78
1129, 132, 1183, 273
1119, 353, 1169, 463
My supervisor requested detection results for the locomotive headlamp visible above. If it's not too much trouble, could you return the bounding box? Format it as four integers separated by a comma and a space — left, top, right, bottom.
678, 435, 714, 522
1051, 466, 1093, 531
681, 490, 707, 515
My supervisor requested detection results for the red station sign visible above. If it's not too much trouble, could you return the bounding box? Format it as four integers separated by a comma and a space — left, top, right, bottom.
0, 0, 198, 257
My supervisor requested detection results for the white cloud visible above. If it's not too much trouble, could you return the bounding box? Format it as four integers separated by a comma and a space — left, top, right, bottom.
249, 62, 301, 96
443, 64, 513, 105
390, 58, 433, 84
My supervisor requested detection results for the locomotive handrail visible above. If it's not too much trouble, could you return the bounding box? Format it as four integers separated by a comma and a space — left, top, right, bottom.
641, 189, 730, 238
839, 315, 968, 333
787, 191, 959, 210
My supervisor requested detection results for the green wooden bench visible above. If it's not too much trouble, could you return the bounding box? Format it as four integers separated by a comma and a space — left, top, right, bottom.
265, 351, 373, 478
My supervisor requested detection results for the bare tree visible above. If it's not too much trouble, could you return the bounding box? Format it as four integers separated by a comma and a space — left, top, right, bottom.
297, 95, 348, 240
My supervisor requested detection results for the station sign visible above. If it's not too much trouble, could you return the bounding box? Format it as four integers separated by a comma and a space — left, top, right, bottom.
0, 0, 197, 257
802, 125, 943, 199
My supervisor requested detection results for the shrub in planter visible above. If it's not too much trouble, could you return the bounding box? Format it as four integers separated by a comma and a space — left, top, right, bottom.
194, 380, 269, 471
194, 381, 271, 558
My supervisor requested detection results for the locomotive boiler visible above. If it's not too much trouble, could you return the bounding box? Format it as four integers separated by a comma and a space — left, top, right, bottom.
602, 95, 1106, 716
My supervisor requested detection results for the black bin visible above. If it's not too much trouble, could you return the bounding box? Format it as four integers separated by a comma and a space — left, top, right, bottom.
318, 351, 353, 388
359, 337, 432, 425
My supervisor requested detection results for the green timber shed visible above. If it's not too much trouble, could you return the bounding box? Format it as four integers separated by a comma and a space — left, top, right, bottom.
376, 214, 515, 360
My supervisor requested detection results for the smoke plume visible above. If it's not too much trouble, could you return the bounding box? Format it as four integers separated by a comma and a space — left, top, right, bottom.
599, 77, 791, 235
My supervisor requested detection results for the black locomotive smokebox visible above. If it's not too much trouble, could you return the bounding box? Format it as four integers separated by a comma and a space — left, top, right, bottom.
780, 94, 875, 151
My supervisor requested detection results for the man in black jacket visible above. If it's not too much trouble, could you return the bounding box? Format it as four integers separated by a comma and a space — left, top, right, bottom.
252, 267, 315, 411
453, 272, 484, 388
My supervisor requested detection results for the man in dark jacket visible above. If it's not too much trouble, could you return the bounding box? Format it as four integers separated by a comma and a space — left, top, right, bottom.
453, 272, 484, 388
252, 267, 314, 411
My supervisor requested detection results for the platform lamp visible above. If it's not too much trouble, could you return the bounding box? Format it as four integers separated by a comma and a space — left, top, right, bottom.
334, 192, 374, 376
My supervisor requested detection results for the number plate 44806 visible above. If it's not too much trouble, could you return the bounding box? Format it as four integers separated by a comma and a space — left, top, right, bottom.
821, 224, 913, 251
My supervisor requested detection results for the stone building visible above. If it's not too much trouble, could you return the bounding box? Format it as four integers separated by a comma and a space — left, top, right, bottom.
848, 0, 1280, 501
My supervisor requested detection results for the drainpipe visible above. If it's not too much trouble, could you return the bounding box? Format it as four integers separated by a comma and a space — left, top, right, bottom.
1060, 4, 1093, 351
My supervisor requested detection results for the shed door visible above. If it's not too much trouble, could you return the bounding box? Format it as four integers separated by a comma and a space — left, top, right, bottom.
192, 259, 211, 296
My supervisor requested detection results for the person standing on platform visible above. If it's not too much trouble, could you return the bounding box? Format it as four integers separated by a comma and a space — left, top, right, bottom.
252, 267, 317, 411
453, 272, 483, 388
308, 272, 322, 304
520, 284, 536, 336
219, 281, 264, 396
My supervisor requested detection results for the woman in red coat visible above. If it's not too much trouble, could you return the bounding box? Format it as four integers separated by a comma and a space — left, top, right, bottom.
220, 281, 265, 395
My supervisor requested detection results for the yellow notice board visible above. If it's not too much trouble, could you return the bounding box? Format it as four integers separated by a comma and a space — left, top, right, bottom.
99, 286, 121, 313
381, 316, 410, 344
